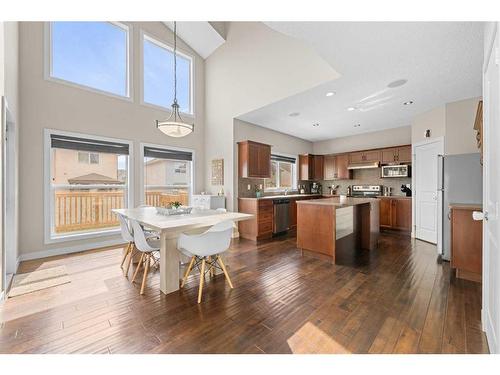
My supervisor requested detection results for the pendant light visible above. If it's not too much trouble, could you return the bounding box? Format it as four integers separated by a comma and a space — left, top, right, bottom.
156, 22, 194, 137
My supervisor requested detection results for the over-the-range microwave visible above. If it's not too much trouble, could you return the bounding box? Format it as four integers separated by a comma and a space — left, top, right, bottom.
381, 164, 411, 178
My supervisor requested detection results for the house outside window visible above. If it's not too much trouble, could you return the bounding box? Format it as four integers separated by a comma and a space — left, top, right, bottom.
265, 154, 297, 192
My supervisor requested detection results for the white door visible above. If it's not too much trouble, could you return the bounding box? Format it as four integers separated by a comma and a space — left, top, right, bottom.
483, 26, 500, 354
414, 138, 444, 244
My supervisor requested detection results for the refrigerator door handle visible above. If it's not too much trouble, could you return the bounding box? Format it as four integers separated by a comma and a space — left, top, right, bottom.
437, 154, 444, 191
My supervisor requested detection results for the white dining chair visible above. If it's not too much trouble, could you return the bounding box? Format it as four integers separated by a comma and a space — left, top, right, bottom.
118, 214, 136, 277
177, 220, 234, 303
129, 219, 161, 295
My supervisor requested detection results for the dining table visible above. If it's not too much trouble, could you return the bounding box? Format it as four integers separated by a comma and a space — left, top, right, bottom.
112, 206, 253, 295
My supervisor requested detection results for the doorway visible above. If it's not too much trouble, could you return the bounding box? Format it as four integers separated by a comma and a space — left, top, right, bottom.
1, 96, 17, 292
413, 137, 444, 245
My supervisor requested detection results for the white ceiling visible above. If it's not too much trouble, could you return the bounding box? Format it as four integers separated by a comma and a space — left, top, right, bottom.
164, 22, 225, 59
237, 22, 484, 142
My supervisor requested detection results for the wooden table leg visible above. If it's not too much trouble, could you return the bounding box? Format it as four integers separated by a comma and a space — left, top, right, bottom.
160, 232, 181, 295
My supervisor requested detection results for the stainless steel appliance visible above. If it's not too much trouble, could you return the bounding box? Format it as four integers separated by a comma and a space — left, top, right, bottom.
310, 182, 322, 194
438, 153, 482, 260
351, 185, 382, 197
381, 164, 411, 178
273, 199, 290, 235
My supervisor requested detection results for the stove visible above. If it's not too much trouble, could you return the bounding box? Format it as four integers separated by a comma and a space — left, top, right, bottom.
351, 185, 382, 198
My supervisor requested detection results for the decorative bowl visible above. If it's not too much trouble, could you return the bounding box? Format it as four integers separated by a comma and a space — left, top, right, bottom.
156, 206, 193, 216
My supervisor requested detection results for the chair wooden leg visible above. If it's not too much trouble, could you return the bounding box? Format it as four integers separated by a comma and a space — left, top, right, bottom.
140, 254, 150, 295
197, 259, 206, 303
217, 255, 234, 289
132, 253, 144, 283
120, 242, 131, 268
181, 256, 196, 288
208, 256, 215, 277
125, 243, 135, 277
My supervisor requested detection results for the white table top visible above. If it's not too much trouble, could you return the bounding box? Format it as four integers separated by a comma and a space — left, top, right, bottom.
113, 207, 252, 232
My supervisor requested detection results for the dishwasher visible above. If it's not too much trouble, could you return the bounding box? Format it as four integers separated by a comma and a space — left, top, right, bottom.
273, 199, 290, 235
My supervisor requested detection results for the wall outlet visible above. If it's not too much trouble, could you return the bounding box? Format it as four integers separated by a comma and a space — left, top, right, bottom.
247, 184, 251, 191
259, 184, 263, 190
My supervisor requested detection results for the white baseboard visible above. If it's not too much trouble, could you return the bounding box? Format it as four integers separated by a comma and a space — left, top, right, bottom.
19, 238, 125, 262
484, 308, 498, 354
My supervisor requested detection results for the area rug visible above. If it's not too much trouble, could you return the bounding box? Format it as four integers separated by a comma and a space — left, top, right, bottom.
8, 266, 71, 298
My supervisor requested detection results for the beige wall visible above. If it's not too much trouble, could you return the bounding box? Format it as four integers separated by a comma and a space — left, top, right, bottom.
205, 22, 338, 210
19, 22, 205, 258
445, 97, 481, 155
411, 106, 446, 144
313, 126, 412, 154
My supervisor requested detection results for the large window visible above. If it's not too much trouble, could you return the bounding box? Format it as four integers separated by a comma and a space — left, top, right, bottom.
143, 145, 193, 207
143, 34, 192, 114
47, 132, 131, 240
265, 155, 297, 191
49, 22, 129, 97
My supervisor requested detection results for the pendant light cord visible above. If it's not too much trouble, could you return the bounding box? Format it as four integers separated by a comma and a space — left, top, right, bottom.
173, 21, 177, 106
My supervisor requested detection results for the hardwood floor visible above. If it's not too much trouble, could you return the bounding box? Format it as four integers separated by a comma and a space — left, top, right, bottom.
0, 232, 489, 354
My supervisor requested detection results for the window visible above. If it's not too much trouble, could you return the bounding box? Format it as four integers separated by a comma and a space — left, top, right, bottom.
49, 22, 129, 97
265, 155, 297, 191
143, 145, 193, 207
48, 132, 131, 240
143, 34, 192, 114
78, 152, 100, 164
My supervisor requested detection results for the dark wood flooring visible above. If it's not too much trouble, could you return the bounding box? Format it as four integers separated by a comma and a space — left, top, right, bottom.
0, 232, 489, 354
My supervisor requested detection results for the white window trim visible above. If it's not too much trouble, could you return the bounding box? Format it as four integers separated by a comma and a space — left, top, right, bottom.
44, 129, 134, 244
139, 142, 196, 206
264, 152, 298, 193
140, 29, 195, 117
44, 21, 133, 102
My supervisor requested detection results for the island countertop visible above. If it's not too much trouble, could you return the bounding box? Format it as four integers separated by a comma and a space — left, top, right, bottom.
295, 197, 378, 208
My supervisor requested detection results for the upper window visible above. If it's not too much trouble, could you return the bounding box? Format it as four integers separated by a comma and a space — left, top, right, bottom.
49, 22, 129, 97
265, 155, 297, 191
48, 132, 131, 240
143, 34, 192, 114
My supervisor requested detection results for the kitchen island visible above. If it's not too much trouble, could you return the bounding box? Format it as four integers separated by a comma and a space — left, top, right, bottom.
296, 197, 380, 263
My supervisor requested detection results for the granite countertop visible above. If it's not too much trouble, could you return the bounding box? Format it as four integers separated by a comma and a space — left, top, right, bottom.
296, 197, 378, 208
449, 203, 483, 210
238, 193, 322, 200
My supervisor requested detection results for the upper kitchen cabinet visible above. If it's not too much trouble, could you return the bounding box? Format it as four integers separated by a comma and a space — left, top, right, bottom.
238, 140, 272, 178
348, 149, 381, 164
380, 145, 412, 164
323, 154, 352, 180
299, 154, 324, 180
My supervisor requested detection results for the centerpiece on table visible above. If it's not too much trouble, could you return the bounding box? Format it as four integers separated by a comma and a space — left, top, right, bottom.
156, 201, 193, 216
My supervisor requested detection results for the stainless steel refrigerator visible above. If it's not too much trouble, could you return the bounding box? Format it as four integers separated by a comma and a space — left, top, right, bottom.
438, 153, 482, 260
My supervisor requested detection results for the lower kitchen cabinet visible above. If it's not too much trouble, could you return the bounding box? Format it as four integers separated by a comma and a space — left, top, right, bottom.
379, 197, 412, 232
450, 205, 482, 282
238, 198, 273, 241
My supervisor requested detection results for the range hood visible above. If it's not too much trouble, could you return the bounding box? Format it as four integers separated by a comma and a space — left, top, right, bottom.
347, 162, 380, 170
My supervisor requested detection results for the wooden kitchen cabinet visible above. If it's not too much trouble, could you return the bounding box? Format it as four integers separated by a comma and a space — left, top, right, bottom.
323, 154, 352, 180
298, 154, 324, 180
380, 145, 412, 164
450, 205, 482, 282
238, 140, 271, 178
290, 196, 323, 229
348, 150, 381, 164
238, 198, 273, 241
379, 197, 411, 232
397, 146, 412, 163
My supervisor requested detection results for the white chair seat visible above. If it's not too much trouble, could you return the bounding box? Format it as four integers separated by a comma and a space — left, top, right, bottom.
145, 238, 161, 249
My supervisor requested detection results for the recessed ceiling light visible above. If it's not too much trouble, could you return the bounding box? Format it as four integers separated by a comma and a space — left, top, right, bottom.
403, 101, 414, 105
387, 79, 408, 88
288, 112, 300, 117
347, 107, 357, 111
313, 123, 320, 127
354, 124, 361, 128
326, 92, 335, 97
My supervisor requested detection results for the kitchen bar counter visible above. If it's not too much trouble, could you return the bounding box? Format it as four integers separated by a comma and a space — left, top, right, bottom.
238, 193, 321, 200
296, 197, 379, 263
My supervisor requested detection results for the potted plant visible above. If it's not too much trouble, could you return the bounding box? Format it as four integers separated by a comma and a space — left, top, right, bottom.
255, 185, 262, 198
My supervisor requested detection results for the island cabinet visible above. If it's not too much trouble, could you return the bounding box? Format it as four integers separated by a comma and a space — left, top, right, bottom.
348, 149, 381, 164
379, 197, 411, 232
450, 204, 482, 282
323, 154, 352, 180
238, 198, 273, 241
298, 154, 324, 180
381, 145, 412, 164
289, 195, 322, 229
238, 140, 271, 178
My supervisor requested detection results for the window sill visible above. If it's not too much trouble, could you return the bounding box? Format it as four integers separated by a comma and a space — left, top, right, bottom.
45, 228, 121, 245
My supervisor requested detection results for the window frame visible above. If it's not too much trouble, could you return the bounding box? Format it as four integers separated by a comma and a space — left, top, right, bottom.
264, 153, 298, 193
44, 21, 132, 101
44, 129, 134, 244
139, 142, 196, 207
140, 30, 195, 116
